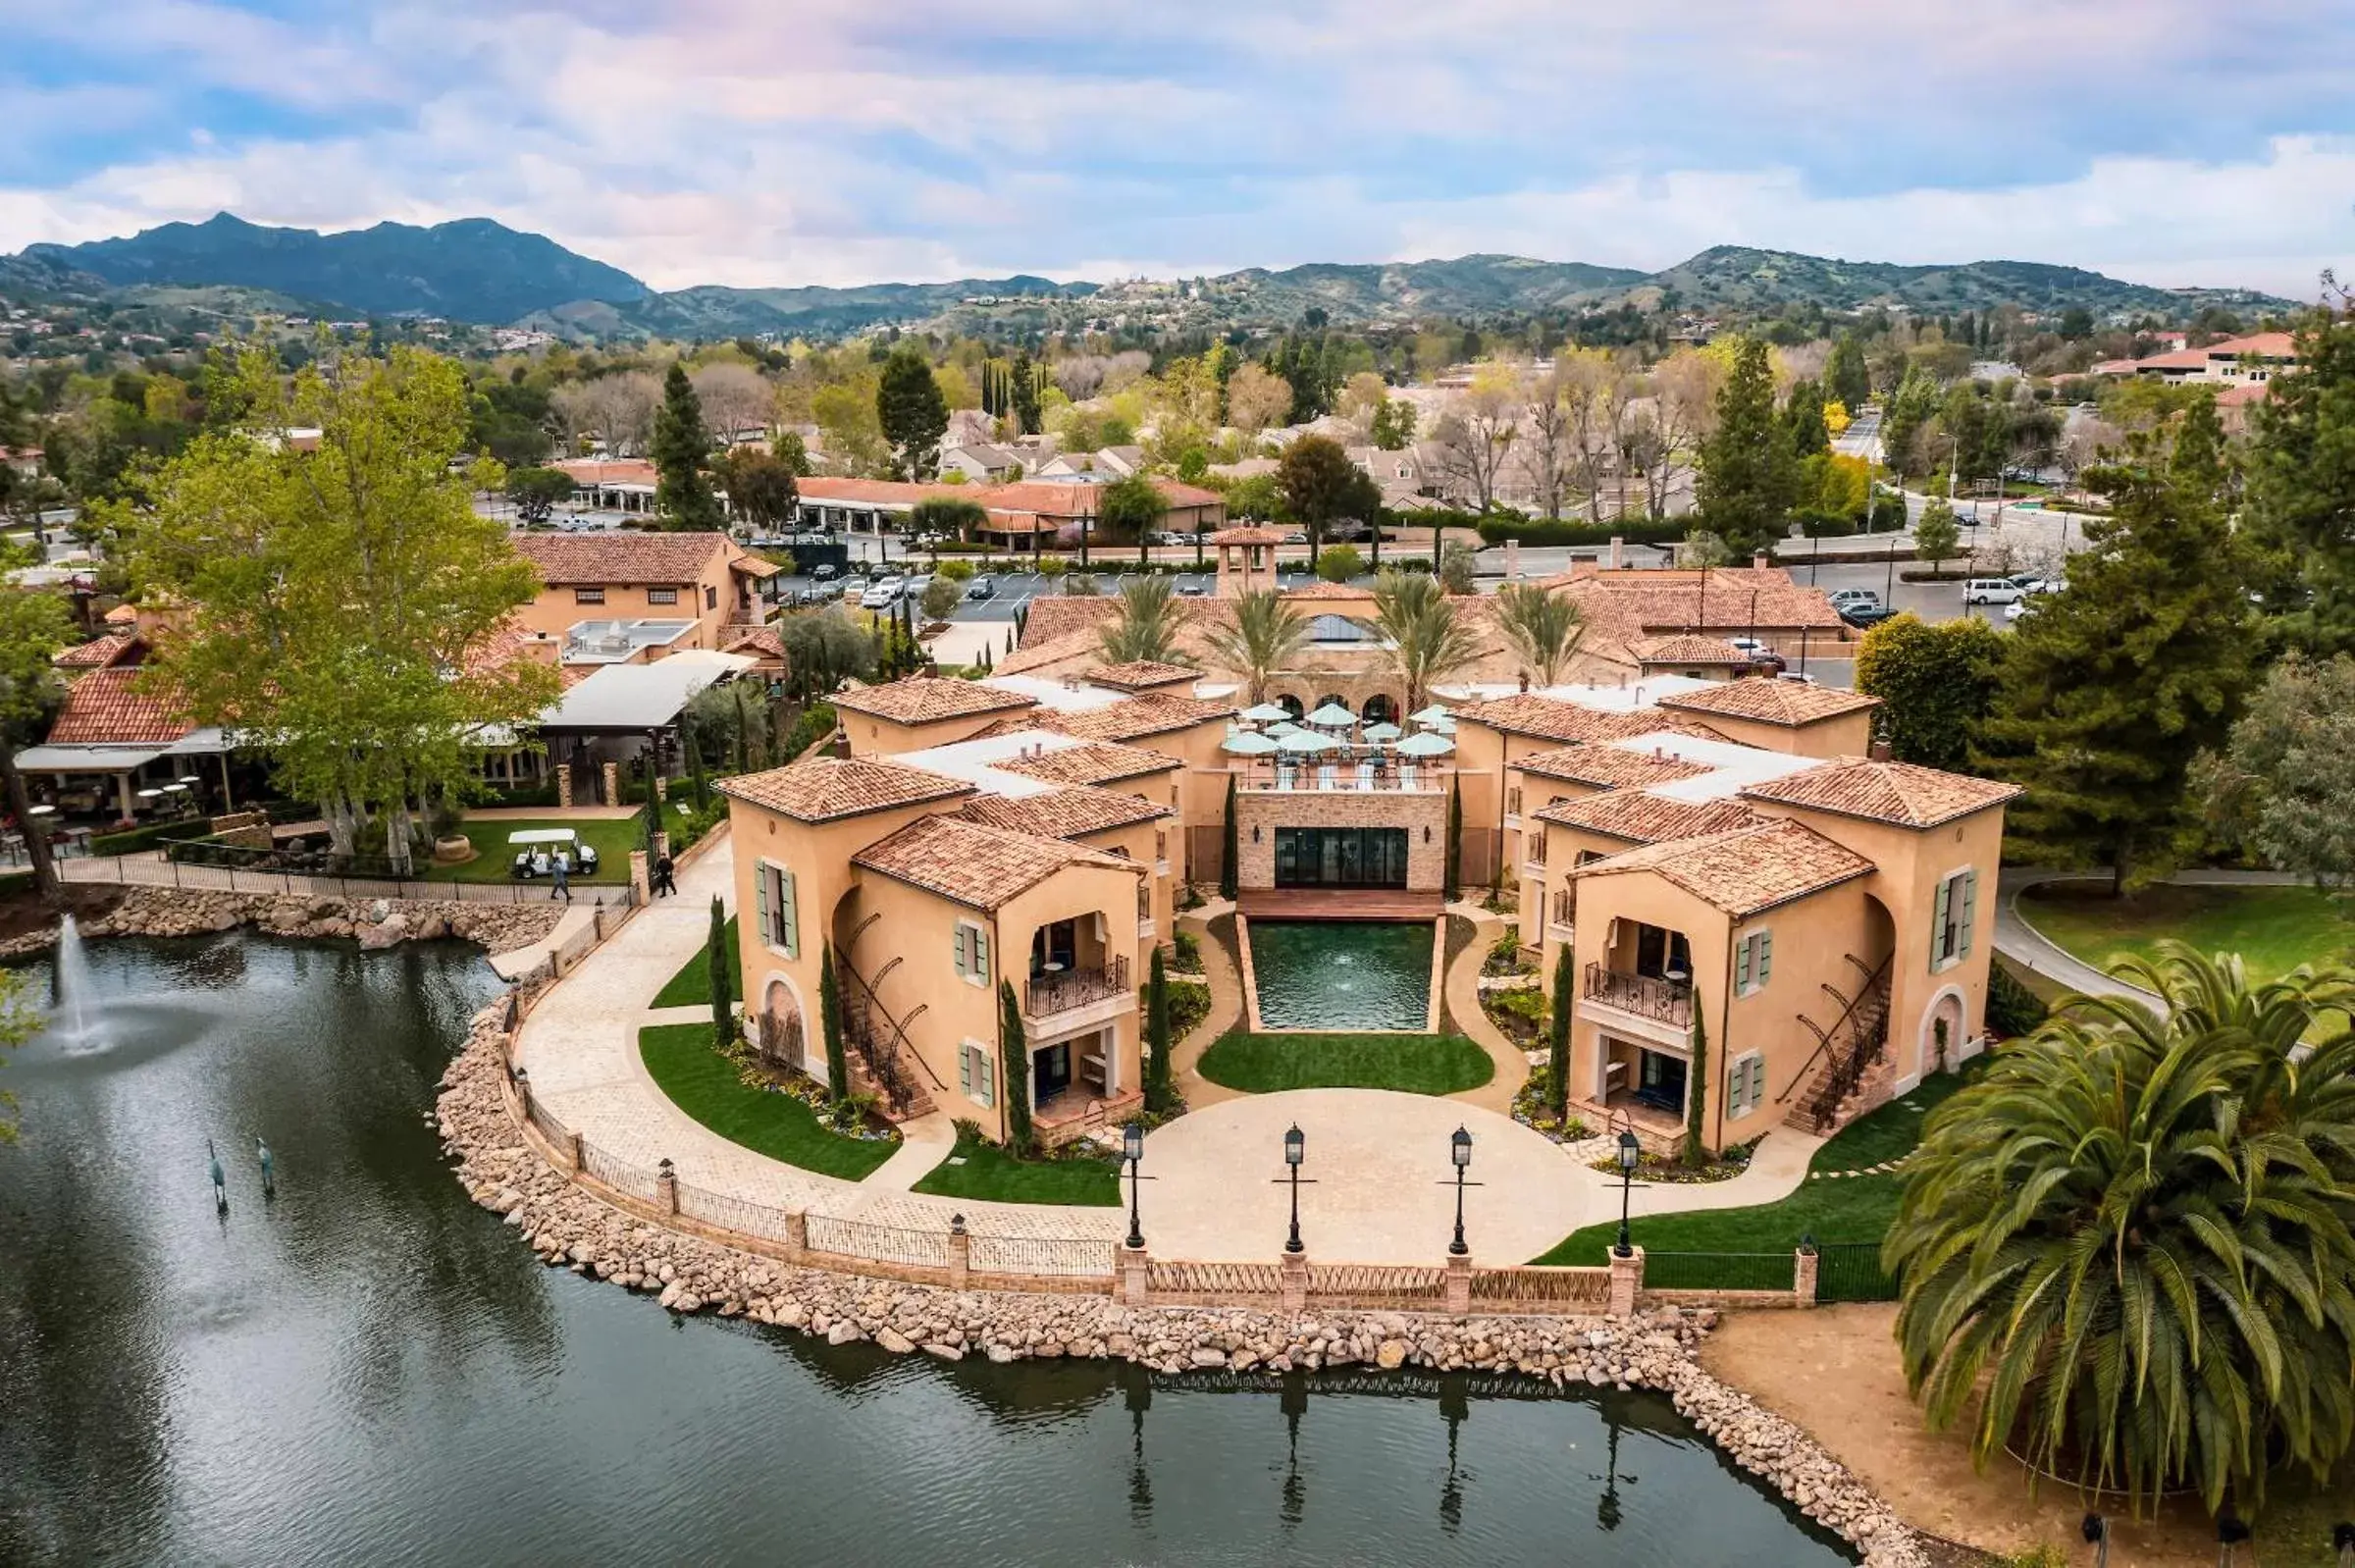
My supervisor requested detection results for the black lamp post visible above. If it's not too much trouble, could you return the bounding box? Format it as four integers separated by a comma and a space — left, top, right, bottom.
1282, 1124, 1306, 1254
1613, 1129, 1641, 1258
1123, 1120, 1146, 1251
1447, 1125, 1472, 1256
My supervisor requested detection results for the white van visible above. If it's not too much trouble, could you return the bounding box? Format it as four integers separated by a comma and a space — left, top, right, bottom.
1963, 578, 2025, 605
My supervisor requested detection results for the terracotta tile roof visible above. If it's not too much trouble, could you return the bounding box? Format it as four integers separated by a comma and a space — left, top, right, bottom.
793, 477, 940, 505
512, 532, 729, 587
550, 458, 657, 486
1546, 565, 1848, 634
1012, 596, 1121, 650
829, 675, 1036, 726
1209, 524, 1284, 544
1534, 790, 1762, 845
995, 628, 1105, 677
1456, 694, 1697, 745
1082, 659, 1199, 692
1654, 679, 1881, 727
1282, 582, 1378, 601
460, 624, 542, 679
717, 755, 973, 823
956, 784, 1170, 840
1572, 818, 1874, 916
53, 633, 140, 670
1739, 757, 2021, 828
2104, 331, 2299, 373
1628, 635, 1753, 666
1513, 743, 1711, 791
1055, 690, 1235, 742
992, 740, 1181, 786
722, 626, 787, 660
102, 602, 139, 625
852, 812, 1141, 911
728, 554, 781, 578
43, 666, 193, 745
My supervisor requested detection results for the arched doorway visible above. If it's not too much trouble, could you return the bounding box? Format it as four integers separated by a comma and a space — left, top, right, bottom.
1362, 694, 1396, 725
1918, 988, 1967, 1081
1277, 693, 1305, 720
757, 976, 808, 1072
1315, 693, 1348, 718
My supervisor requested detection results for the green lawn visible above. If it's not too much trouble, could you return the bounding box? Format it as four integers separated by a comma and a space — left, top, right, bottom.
2017, 880, 2355, 987
422, 813, 643, 884
911, 1123, 1121, 1206
636, 1023, 897, 1180
654, 916, 742, 1010
1196, 1029, 1494, 1095
1529, 1070, 1976, 1266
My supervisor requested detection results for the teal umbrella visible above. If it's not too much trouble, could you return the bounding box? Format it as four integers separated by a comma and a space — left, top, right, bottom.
1409, 705, 1453, 728
1278, 728, 1338, 755
1239, 701, 1293, 724
1222, 729, 1281, 756
1361, 721, 1403, 743
1305, 703, 1358, 728
1393, 730, 1454, 758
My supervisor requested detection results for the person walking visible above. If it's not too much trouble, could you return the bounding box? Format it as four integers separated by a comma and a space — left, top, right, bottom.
550, 856, 571, 903
652, 853, 676, 898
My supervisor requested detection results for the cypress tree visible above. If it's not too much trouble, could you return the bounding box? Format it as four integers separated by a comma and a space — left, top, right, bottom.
1218, 773, 1238, 900
706, 896, 732, 1051
651, 364, 724, 531
876, 344, 949, 481
819, 948, 850, 1100
997, 979, 1034, 1155
1683, 989, 1709, 1169
1144, 946, 1174, 1112
1693, 336, 1802, 557
1547, 940, 1574, 1121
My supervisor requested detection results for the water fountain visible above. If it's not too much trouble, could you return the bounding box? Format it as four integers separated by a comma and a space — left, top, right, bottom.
51, 913, 97, 1047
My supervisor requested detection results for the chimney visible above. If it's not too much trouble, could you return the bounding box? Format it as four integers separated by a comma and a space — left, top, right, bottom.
1608, 536, 1624, 570
1869, 739, 1894, 762
1518, 670, 1530, 693
1752, 553, 1769, 571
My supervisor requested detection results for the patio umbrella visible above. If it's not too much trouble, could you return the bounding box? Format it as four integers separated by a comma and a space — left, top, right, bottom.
1360, 721, 1403, 743
1278, 728, 1338, 755
1239, 701, 1293, 724
1305, 703, 1359, 728
1221, 729, 1282, 756
1393, 730, 1455, 758
1409, 705, 1454, 727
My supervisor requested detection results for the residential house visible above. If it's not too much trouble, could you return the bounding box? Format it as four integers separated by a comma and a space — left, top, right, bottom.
939, 444, 1023, 483
510, 533, 778, 667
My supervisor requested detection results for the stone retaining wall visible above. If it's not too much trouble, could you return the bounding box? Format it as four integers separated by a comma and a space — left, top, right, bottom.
0, 887, 564, 960
434, 996, 1926, 1566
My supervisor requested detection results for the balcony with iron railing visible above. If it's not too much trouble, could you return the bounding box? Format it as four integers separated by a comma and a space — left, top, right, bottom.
1547, 892, 1575, 938
1234, 762, 1447, 795
1583, 962, 1693, 1026
1024, 954, 1132, 1021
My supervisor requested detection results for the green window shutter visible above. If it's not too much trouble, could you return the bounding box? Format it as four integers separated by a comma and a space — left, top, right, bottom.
1735, 939, 1752, 992
780, 869, 799, 959
1757, 931, 1772, 984
960, 1042, 972, 1096
973, 926, 989, 979
1932, 878, 1951, 968
1959, 871, 1977, 955
755, 862, 771, 948
953, 924, 968, 978
978, 1050, 994, 1108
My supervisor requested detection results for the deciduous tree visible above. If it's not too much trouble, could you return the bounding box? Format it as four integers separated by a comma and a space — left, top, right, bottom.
1277, 435, 1379, 570
2195, 652, 2355, 898
876, 345, 949, 481
0, 590, 72, 896
1853, 612, 2006, 772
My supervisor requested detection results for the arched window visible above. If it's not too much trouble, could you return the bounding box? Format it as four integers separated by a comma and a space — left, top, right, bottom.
1277, 693, 1305, 719
1362, 694, 1395, 725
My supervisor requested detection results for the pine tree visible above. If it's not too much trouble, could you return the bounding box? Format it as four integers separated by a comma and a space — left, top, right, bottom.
997, 979, 1034, 1155
1219, 773, 1238, 900
876, 345, 949, 480
1683, 988, 1709, 1168
1547, 941, 1574, 1120
1783, 377, 1829, 457
1976, 398, 2259, 892
819, 947, 850, 1100
2244, 304, 2355, 655
1144, 945, 1174, 1112
1824, 333, 1871, 410
1694, 337, 1802, 556
651, 364, 723, 531
706, 896, 732, 1051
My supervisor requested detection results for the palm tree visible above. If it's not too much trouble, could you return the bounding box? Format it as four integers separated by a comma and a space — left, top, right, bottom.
1886, 944, 2355, 1519
1492, 582, 1586, 688
1373, 569, 1484, 717
1098, 574, 1187, 665
1198, 588, 1308, 705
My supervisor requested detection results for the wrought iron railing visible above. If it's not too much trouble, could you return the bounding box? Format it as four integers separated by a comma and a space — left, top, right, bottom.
1582, 963, 1693, 1025
1024, 955, 1131, 1019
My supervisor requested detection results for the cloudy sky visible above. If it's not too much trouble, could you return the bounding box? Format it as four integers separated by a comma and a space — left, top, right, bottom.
2, 0, 2349, 298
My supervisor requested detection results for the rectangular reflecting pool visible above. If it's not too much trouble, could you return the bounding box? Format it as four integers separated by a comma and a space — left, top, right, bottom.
1247, 919, 1436, 1030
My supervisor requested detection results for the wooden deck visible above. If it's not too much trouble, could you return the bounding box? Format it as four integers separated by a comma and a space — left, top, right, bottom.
1235, 888, 1445, 922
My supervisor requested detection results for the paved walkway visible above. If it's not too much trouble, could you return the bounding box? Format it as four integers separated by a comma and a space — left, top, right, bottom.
514, 830, 1829, 1261
1992, 865, 2308, 1008
1440, 904, 1530, 1115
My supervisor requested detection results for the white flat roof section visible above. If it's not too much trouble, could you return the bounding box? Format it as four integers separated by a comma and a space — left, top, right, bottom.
540, 653, 754, 732
982, 674, 1127, 712
1607, 732, 1826, 803
562, 618, 699, 664
891, 729, 1082, 799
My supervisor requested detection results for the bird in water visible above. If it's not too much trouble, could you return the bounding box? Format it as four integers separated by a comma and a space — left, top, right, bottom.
256, 1136, 276, 1199
207, 1138, 228, 1213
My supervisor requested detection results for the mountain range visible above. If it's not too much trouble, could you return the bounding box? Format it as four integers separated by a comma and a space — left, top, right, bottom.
2, 213, 2300, 340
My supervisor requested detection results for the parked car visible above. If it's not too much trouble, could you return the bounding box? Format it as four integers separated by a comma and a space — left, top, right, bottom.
811, 562, 839, 581
1282, 530, 1308, 544
1826, 588, 1879, 609
860, 577, 906, 609
1841, 602, 1901, 629
2004, 598, 2037, 623
1728, 636, 1785, 674
1963, 578, 2026, 605
965, 574, 997, 601
2010, 574, 2061, 596
1175, 578, 1212, 597
820, 579, 849, 601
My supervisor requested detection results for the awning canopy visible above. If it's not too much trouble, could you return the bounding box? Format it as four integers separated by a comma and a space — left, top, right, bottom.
538, 651, 754, 734
14, 729, 229, 772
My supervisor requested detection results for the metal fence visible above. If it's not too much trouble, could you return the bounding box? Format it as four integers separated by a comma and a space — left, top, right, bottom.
1643, 1250, 1797, 1293
1813, 1241, 1899, 1303
60, 853, 632, 907
806, 1212, 953, 1270
968, 1232, 1118, 1281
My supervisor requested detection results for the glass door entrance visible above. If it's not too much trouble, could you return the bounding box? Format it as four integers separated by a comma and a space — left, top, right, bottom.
1273, 826, 1409, 888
